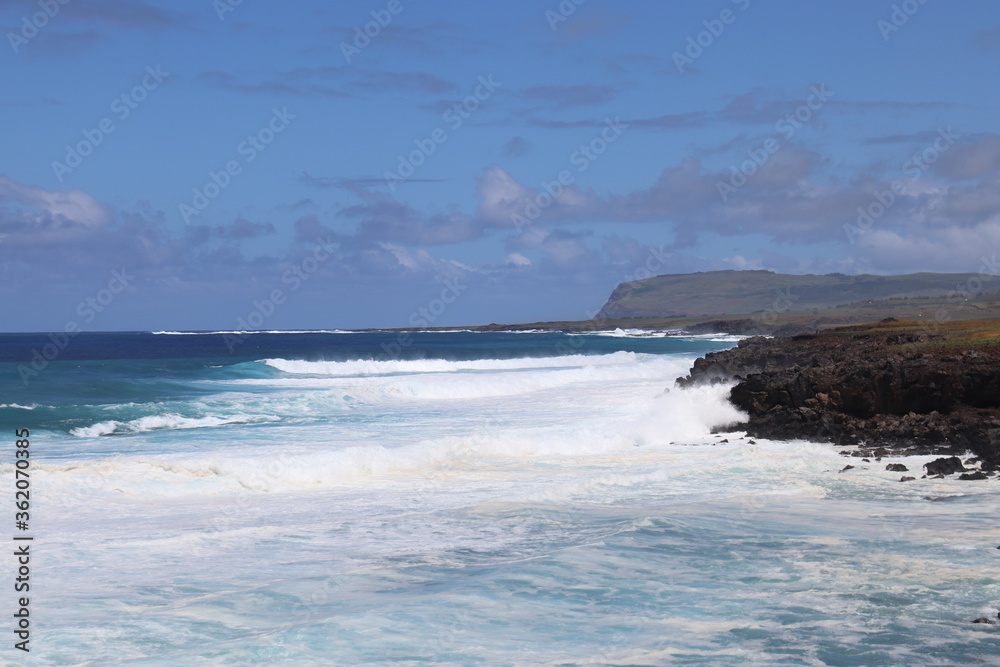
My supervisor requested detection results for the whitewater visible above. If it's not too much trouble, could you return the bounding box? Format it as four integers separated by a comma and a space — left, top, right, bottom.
0, 330, 997, 665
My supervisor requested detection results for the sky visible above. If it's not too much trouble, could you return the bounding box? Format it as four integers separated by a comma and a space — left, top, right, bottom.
1, 0, 999, 332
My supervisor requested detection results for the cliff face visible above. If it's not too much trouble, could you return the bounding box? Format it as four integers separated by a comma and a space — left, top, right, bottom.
596, 270, 994, 319
676, 328, 1000, 467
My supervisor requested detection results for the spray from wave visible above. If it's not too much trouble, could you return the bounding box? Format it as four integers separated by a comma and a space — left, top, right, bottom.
45, 381, 745, 496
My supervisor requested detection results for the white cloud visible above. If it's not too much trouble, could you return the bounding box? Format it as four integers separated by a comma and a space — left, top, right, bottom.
476, 165, 596, 227
725, 254, 763, 270
855, 219, 1000, 273
476, 165, 532, 225
0, 175, 111, 245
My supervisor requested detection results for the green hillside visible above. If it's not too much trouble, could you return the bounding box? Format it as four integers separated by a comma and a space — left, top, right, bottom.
596, 270, 996, 318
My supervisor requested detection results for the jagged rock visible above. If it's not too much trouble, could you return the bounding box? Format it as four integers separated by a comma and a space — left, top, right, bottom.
958, 471, 989, 480
839, 465, 854, 473
900, 476, 916, 482
675, 327, 1000, 467
972, 617, 996, 624
886, 463, 909, 472
925, 457, 966, 476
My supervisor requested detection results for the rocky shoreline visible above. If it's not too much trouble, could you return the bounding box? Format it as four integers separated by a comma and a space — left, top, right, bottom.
676, 321, 1000, 478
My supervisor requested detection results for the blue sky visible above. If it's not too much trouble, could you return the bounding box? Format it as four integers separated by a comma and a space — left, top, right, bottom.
1, 0, 999, 331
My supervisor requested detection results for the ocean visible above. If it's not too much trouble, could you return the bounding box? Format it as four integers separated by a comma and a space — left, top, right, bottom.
0, 330, 998, 666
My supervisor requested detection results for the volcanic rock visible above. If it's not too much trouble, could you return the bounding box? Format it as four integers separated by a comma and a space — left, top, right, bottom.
675, 326, 1000, 465
924, 457, 966, 476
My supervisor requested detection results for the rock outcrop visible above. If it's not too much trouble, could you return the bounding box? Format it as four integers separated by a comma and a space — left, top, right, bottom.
676, 327, 1000, 468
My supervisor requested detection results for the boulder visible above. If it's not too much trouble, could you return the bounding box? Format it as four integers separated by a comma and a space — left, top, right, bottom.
924, 456, 966, 476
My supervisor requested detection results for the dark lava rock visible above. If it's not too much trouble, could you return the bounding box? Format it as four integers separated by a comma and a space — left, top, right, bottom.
886, 463, 909, 472
959, 471, 989, 480
674, 327, 1000, 466
900, 476, 916, 482
925, 456, 966, 476
972, 617, 997, 624
839, 465, 855, 473
683, 319, 763, 336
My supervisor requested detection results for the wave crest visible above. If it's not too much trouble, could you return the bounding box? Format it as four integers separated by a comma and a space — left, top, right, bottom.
261, 352, 641, 377
69, 413, 280, 438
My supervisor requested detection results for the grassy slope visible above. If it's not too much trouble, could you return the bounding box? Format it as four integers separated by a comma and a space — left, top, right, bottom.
837, 318, 1000, 354
597, 270, 993, 317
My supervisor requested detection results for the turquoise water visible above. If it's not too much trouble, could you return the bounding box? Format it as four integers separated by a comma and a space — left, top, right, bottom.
1, 331, 998, 665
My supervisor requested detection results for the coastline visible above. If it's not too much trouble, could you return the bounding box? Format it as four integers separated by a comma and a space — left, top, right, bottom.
675, 318, 1000, 477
